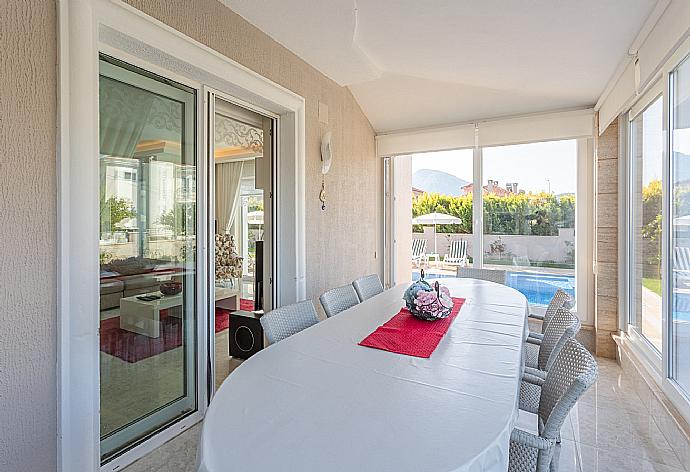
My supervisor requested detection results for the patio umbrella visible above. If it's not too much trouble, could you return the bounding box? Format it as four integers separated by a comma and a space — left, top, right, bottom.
412, 212, 462, 254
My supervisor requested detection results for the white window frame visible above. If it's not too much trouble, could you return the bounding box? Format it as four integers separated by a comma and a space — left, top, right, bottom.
382, 133, 593, 324
621, 34, 690, 426
57, 1, 306, 470
625, 83, 665, 366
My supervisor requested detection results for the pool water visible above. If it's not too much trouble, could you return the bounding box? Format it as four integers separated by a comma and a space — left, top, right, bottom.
411, 270, 576, 307
505, 272, 575, 306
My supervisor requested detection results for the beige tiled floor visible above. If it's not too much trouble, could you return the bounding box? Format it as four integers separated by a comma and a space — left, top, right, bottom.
123, 357, 689, 472
560, 358, 688, 472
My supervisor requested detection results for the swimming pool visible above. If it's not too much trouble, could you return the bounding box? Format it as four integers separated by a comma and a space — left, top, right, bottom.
411, 270, 576, 306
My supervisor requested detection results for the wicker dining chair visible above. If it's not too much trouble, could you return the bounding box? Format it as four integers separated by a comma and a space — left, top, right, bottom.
527, 289, 572, 345
455, 267, 507, 285
509, 338, 598, 472
260, 300, 319, 345
319, 284, 360, 317
524, 308, 581, 372
352, 274, 384, 302
521, 308, 581, 412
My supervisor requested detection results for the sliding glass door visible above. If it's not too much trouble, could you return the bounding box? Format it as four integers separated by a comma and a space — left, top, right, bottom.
98, 55, 199, 461
211, 96, 274, 389
671, 55, 690, 397
630, 96, 663, 352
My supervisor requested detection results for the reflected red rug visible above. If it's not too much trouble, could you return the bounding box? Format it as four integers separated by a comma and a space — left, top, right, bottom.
101, 298, 254, 363
100, 311, 182, 363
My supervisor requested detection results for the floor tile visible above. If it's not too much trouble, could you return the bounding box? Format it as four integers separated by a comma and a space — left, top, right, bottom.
557, 439, 581, 472
123, 423, 200, 472
570, 399, 683, 468
578, 442, 686, 472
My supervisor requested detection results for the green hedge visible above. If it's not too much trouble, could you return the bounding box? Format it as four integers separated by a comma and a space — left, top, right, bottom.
413, 192, 575, 235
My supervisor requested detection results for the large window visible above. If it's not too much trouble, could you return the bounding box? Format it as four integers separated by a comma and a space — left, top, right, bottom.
671, 55, 690, 397
624, 48, 690, 420
483, 141, 577, 306
630, 97, 663, 352
407, 141, 578, 309
411, 149, 474, 275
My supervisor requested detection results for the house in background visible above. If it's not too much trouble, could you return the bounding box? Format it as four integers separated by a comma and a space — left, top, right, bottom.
460, 179, 523, 197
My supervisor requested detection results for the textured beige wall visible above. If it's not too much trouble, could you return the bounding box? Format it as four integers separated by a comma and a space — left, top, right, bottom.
595, 117, 619, 359
124, 0, 381, 302
0, 0, 379, 468
0, 1, 57, 471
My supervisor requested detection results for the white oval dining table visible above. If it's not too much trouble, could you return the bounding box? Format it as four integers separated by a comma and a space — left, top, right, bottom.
198, 278, 529, 472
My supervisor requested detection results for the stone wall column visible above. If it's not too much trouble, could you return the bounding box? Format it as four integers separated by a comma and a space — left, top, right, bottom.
594, 116, 620, 358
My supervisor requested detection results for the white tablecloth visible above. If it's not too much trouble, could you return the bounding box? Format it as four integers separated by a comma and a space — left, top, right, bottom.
198, 278, 528, 472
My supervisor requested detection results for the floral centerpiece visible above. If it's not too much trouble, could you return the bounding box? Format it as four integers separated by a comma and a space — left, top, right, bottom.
403, 270, 454, 321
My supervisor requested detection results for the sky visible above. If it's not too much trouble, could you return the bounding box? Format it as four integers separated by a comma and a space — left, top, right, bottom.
411, 139, 578, 194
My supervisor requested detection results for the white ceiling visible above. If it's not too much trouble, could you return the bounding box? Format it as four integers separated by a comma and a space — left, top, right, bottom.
223, 0, 659, 132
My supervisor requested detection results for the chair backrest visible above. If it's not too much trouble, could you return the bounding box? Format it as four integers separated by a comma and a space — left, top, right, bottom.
541, 288, 573, 334
260, 300, 319, 345
456, 267, 506, 285
674, 246, 690, 271
448, 240, 467, 259
539, 338, 598, 439
538, 308, 581, 372
319, 284, 360, 317
412, 239, 427, 257
352, 274, 384, 302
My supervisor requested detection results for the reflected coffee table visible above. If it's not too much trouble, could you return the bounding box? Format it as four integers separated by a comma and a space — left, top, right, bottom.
120, 286, 240, 338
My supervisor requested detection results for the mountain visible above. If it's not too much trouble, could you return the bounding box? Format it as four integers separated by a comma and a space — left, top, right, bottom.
412, 169, 470, 197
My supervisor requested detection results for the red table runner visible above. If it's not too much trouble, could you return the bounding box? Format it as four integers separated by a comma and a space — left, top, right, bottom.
358, 297, 465, 358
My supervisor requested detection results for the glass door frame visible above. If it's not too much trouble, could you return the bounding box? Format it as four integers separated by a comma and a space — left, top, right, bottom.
97, 54, 205, 463
95, 49, 210, 471
625, 87, 665, 363
621, 35, 690, 427
205, 88, 279, 400
666, 49, 690, 418
58, 3, 308, 470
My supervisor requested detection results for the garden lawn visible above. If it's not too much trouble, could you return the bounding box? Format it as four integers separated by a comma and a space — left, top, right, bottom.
642, 277, 662, 297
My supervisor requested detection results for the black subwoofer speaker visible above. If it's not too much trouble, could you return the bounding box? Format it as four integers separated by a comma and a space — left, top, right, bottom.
229, 310, 264, 359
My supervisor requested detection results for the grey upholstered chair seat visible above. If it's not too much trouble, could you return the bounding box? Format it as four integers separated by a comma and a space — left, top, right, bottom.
260, 300, 320, 345
319, 283, 360, 317
509, 339, 598, 471
352, 274, 384, 302
456, 267, 507, 285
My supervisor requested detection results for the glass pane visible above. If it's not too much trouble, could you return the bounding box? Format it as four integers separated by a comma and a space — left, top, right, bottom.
98, 56, 197, 461
213, 97, 270, 389
482, 140, 577, 306
630, 97, 663, 351
410, 149, 473, 279
672, 55, 690, 395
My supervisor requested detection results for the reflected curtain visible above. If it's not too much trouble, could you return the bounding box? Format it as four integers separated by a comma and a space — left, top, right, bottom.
216, 161, 244, 234
99, 76, 156, 158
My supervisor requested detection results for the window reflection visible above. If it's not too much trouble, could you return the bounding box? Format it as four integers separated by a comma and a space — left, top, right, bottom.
672, 56, 690, 396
